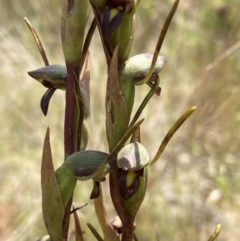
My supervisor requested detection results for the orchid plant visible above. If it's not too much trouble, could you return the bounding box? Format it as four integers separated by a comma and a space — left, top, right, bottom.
25, 0, 221, 240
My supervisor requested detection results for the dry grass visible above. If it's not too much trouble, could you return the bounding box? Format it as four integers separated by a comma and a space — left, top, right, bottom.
1, 0, 240, 240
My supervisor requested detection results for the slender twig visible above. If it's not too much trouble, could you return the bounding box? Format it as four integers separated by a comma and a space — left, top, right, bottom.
24, 17, 49, 66
205, 40, 240, 71
88, 119, 145, 179
207, 224, 221, 241
129, 77, 160, 129
94, 184, 119, 241
150, 106, 196, 166
70, 203, 88, 214
139, 0, 180, 85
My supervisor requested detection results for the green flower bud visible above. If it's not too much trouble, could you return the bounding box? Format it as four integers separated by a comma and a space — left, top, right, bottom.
118, 53, 167, 122
64, 150, 117, 181
56, 150, 118, 203
117, 142, 149, 171
28, 65, 67, 90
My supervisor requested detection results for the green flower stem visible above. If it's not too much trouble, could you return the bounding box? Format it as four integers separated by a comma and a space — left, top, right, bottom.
129, 77, 160, 129
138, 0, 180, 85
150, 106, 196, 166
61, 0, 89, 239
208, 224, 221, 241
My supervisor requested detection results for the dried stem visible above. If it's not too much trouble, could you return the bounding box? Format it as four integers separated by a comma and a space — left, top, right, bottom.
24, 17, 49, 66
94, 184, 119, 241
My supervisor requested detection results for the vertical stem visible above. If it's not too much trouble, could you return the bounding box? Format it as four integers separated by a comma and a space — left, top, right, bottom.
109, 170, 134, 241
64, 66, 79, 158
61, 0, 89, 238
63, 65, 79, 240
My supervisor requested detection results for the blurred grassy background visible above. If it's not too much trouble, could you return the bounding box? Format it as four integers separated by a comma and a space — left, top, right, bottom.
1, 0, 240, 240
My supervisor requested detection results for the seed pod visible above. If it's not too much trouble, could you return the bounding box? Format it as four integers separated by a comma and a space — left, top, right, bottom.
117, 142, 149, 171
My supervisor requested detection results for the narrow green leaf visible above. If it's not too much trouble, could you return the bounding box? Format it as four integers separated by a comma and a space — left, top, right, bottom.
41, 127, 65, 241
87, 223, 104, 241
129, 77, 160, 129
140, 0, 180, 85
150, 106, 196, 166
207, 224, 221, 241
